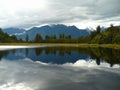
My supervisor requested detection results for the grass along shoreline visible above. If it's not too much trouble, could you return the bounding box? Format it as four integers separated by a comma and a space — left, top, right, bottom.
0, 43, 120, 49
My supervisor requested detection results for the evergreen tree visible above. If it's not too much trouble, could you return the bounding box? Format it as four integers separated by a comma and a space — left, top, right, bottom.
34, 34, 42, 43
26, 34, 29, 42
59, 34, 65, 39
96, 25, 101, 34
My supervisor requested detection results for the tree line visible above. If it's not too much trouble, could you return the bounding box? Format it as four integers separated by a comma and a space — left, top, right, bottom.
25, 33, 73, 43
25, 24, 120, 44
0, 24, 120, 44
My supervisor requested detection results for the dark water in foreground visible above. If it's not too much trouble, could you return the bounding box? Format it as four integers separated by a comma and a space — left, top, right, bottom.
0, 46, 120, 90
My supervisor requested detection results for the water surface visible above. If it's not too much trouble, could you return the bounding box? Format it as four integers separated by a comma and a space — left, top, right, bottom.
0, 46, 120, 90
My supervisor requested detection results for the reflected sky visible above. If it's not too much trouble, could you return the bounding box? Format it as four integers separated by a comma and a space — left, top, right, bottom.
0, 46, 120, 90
0, 58, 120, 90
1, 46, 120, 67
0, 46, 39, 51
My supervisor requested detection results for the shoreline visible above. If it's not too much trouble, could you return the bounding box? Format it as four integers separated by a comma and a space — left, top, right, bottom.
0, 43, 120, 49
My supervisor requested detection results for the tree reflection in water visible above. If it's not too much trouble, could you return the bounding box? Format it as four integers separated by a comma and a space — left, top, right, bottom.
0, 47, 120, 67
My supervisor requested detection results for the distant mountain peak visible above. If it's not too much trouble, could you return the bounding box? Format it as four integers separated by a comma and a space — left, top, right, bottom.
2, 24, 90, 40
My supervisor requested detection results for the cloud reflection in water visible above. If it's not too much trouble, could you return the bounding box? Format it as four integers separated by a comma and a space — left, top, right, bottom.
0, 58, 120, 90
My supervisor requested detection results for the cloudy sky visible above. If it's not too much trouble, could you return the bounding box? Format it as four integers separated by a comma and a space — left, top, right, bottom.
0, 0, 120, 29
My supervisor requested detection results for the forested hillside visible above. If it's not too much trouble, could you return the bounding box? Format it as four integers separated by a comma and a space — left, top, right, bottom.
90, 25, 120, 44
0, 28, 22, 43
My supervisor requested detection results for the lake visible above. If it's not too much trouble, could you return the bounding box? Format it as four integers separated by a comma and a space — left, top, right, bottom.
0, 46, 120, 90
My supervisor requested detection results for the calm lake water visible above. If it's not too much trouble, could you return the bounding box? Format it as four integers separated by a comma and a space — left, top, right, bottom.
0, 46, 120, 90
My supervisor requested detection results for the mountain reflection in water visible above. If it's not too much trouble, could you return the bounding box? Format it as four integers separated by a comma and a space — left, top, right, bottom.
0, 47, 120, 67
0, 46, 120, 90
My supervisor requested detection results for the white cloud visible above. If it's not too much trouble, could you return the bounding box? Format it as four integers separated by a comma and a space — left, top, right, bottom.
0, 0, 119, 29
0, 0, 48, 10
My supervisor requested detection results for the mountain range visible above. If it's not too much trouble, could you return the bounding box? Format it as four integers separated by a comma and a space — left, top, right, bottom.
3, 28, 26, 35
3, 24, 90, 40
